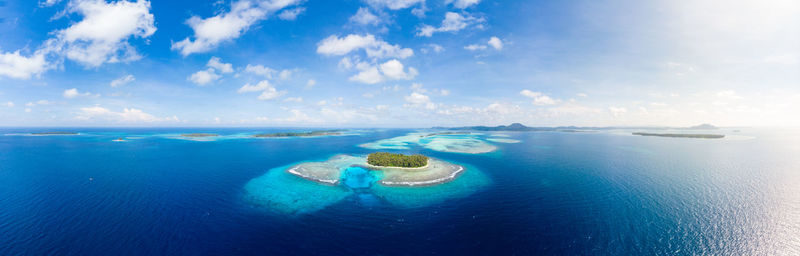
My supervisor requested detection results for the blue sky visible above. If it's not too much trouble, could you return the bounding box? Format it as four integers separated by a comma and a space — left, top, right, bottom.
0, 0, 798, 127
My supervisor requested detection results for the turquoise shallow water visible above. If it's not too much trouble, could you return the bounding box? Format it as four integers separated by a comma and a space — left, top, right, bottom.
1, 127, 799, 255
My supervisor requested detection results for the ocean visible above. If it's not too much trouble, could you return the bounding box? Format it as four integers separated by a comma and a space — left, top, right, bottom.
1, 127, 798, 255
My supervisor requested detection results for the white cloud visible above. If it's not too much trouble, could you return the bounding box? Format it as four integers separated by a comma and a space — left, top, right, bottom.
316, 34, 413, 59
110, 74, 135, 87
1, 101, 13, 107
420, 44, 444, 54
464, 36, 503, 51
306, 79, 316, 88
75, 106, 177, 123
349, 66, 384, 84
440, 89, 450, 96
378, 59, 417, 80
238, 80, 273, 93
278, 7, 305, 20
44, 0, 156, 67
0, 51, 50, 79
520, 90, 557, 105
417, 12, 485, 37
349, 7, 381, 25
608, 107, 627, 117
577, 93, 588, 97
279, 69, 292, 80
487, 36, 503, 50
349, 59, 418, 84
404, 92, 435, 109
26, 100, 53, 107
171, 0, 300, 56
446, 0, 480, 9
283, 97, 303, 102
365, 0, 424, 10
244, 64, 276, 78
188, 57, 233, 85
207, 57, 233, 73
63, 88, 95, 98
258, 87, 286, 100
188, 68, 221, 85
464, 44, 487, 51
238, 80, 286, 100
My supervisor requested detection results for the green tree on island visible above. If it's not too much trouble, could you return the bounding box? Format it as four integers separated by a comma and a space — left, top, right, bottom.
367, 152, 429, 168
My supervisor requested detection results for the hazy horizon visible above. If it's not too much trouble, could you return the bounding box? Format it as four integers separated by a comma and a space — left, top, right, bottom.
1, 0, 798, 127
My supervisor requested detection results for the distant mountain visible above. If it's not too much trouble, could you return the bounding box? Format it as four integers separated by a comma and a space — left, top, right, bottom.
436, 123, 555, 131
686, 123, 718, 130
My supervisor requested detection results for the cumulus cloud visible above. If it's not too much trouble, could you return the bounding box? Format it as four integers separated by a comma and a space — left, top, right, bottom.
487, 36, 503, 50
417, 12, 485, 37
188, 68, 221, 85
349, 59, 418, 84
0, 51, 50, 79
45, 0, 156, 67
75, 106, 178, 123
277, 7, 305, 20
316, 34, 413, 59
365, 0, 424, 10
63, 88, 96, 98
110, 74, 135, 87
446, 0, 480, 8
520, 90, 557, 105
207, 57, 233, 73
404, 92, 435, 109
349, 7, 381, 26
237, 80, 286, 100
349, 66, 385, 84
379, 59, 418, 80
464, 36, 503, 51
244, 64, 276, 78
188, 56, 233, 85
171, 0, 300, 56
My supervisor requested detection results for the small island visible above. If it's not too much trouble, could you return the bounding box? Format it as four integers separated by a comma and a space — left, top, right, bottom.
180, 133, 219, 137
31, 131, 78, 135
367, 152, 428, 168
633, 132, 724, 139
253, 130, 343, 138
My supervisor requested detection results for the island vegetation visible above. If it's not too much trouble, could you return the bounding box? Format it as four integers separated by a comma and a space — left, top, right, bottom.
31, 131, 78, 135
181, 133, 219, 137
632, 132, 724, 139
367, 152, 428, 168
253, 130, 344, 138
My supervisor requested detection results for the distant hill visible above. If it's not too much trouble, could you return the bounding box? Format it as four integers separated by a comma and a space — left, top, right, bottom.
435, 123, 555, 131
685, 124, 718, 130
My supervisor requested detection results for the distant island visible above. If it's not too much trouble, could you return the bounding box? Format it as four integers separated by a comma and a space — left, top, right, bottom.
253, 130, 343, 138
435, 123, 723, 132
421, 131, 470, 137
435, 123, 552, 131
685, 123, 718, 130
632, 132, 724, 139
31, 132, 78, 135
181, 133, 219, 137
367, 152, 428, 168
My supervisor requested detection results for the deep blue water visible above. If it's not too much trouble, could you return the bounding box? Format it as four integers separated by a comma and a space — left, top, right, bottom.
1, 127, 799, 255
